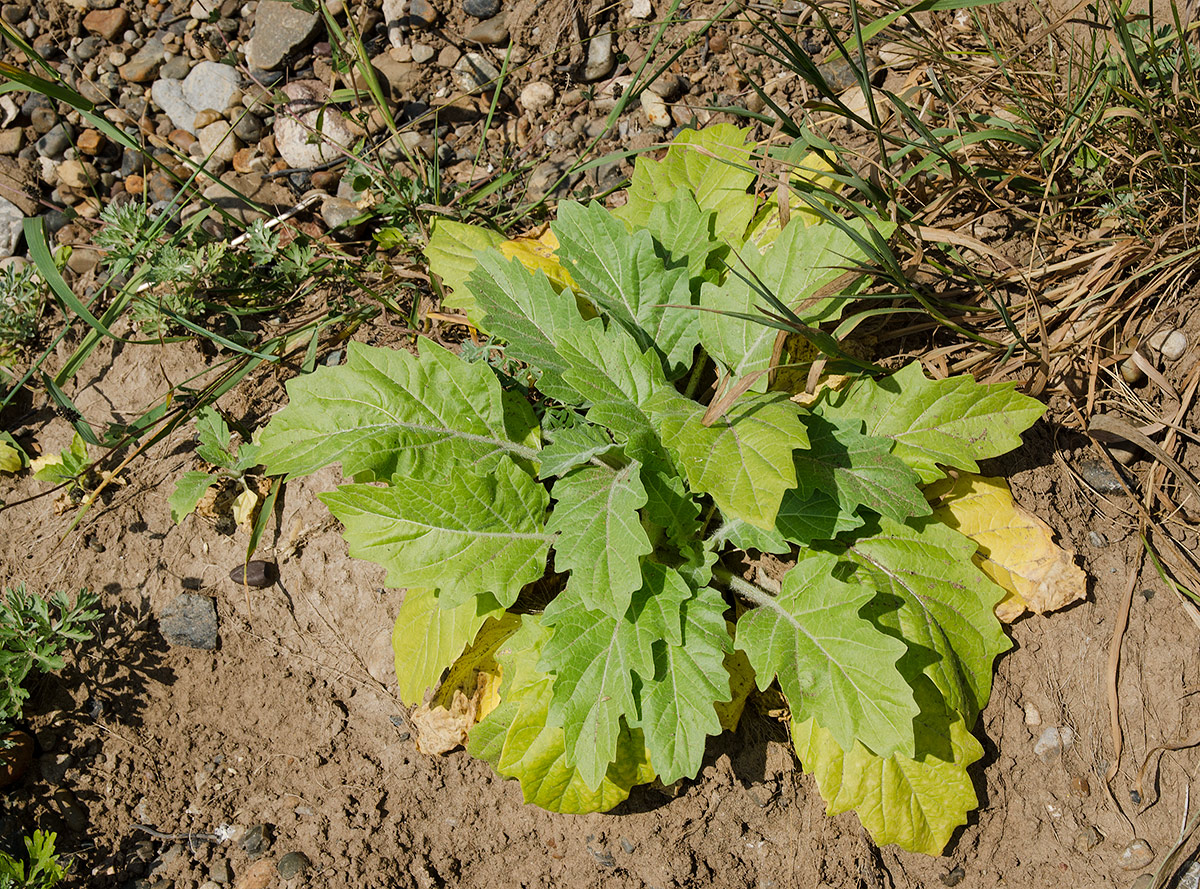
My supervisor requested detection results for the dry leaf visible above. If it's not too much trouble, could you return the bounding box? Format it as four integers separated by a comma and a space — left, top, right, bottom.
232, 489, 259, 527
927, 473, 1087, 622
411, 614, 516, 755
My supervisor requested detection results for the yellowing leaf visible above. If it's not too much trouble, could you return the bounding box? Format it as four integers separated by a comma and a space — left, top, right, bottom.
499, 230, 576, 292
927, 473, 1087, 622
29, 454, 63, 476
0, 442, 21, 474
714, 634, 756, 732
412, 613, 520, 755
747, 151, 842, 248
232, 489, 258, 527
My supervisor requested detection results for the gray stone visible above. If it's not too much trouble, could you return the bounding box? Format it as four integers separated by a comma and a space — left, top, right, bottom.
1078, 459, 1126, 495
232, 113, 265, 143
519, 80, 554, 111
1118, 838, 1154, 871
320, 196, 361, 233
119, 39, 166, 83
160, 56, 191, 79
411, 44, 435, 63
245, 1, 320, 71
452, 51, 500, 93
208, 859, 232, 884
35, 124, 72, 158
583, 30, 614, 82
152, 63, 240, 134
75, 36, 102, 62
273, 80, 358, 168
465, 13, 508, 44
276, 852, 310, 880
238, 823, 272, 859
383, 0, 406, 46
0, 197, 23, 258
462, 0, 499, 17
197, 122, 238, 163
159, 593, 218, 650
528, 158, 574, 199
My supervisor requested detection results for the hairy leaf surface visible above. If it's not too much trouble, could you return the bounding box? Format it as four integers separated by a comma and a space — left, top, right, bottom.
470, 616, 655, 813
547, 462, 653, 617
792, 415, 929, 523
850, 517, 1010, 720
321, 457, 551, 609
258, 340, 539, 482
699, 217, 869, 391
775, 488, 864, 544
737, 550, 919, 757
815, 362, 1047, 483
537, 423, 616, 479
617, 123, 759, 244
470, 251, 589, 405
650, 390, 809, 529
643, 187, 727, 282
553, 201, 699, 378
392, 587, 505, 706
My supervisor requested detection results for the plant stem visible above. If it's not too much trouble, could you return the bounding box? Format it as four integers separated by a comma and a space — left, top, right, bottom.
683, 354, 709, 400
713, 566, 780, 608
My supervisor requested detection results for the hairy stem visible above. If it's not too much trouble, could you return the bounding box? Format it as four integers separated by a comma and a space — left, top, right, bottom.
713, 566, 780, 608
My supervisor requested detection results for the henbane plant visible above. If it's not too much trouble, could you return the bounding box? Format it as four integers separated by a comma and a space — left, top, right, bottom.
257, 125, 1046, 854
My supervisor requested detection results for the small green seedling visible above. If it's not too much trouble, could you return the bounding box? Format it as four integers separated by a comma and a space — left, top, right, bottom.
169, 406, 261, 526
0, 830, 69, 889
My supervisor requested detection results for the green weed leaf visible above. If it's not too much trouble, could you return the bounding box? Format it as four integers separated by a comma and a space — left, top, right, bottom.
737, 550, 919, 758
320, 457, 551, 609
424, 219, 505, 325
537, 423, 616, 479
258, 340, 539, 483
547, 462, 653, 618
169, 471, 219, 524
194, 407, 235, 468
815, 362, 1047, 483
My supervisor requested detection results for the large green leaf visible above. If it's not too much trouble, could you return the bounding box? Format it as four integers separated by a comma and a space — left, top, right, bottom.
258, 340, 539, 483
553, 201, 699, 378
792, 415, 929, 524
642, 187, 727, 283
638, 583, 733, 784
424, 218, 505, 325
814, 362, 1047, 483
469, 616, 656, 813
392, 587, 505, 706
649, 390, 809, 529
698, 216, 869, 392
556, 322, 670, 461
537, 422, 616, 479
320, 457, 552, 609
736, 550, 919, 758
792, 712, 982, 855
850, 517, 1010, 720
546, 461, 653, 618
616, 123, 759, 245
470, 251, 589, 405
775, 488, 864, 545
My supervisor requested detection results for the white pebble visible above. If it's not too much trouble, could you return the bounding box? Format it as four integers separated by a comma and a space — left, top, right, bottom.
519, 81, 555, 112
640, 90, 672, 128
1034, 725, 1074, 757
1163, 329, 1187, 361
629, 0, 653, 17
1023, 702, 1041, 726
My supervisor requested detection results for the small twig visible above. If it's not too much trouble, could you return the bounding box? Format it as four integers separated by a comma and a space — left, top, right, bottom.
1104, 547, 1145, 814
132, 824, 223, 843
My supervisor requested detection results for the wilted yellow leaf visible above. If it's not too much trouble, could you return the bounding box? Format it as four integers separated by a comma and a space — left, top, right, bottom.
499, 230, 576, 292
927, 474, 1087, 623
412, 613, 519, 755
232, 489, 258, 527
714, 636, 756, 733
29, 454, 62, 476
0, 442, 20, 474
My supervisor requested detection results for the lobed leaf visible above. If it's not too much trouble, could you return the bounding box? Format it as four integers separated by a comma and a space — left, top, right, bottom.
616, 123, 759, 245
423, 218, 505, 325
850, 516, 1010, 721
775, 488, 864, 544
537, 423, 617, 479
320, 456, 552, 609
169, 471, 218, 524
258, 340, 540, 483
650, 390, 809, 529
736, 550, 919, 758
793, 713, 982, 855
470, 615, 656, 812
547, 461, 653, 618
553, 201, 699, 378
791, 415, 929, 524
392, 587, 505, 706
814, 362, 1047, 483
642, 187, 727, 283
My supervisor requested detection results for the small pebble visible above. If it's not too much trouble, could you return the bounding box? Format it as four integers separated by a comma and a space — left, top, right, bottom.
1033, 725, 1074, 758
238, 823, 273, 859
708, 31, 728, 52
1071, 774, 1091, 796
1078, 459, 1126, 495
411, 44, 435, 63
640, 91, 671, 127
1119, 354, 1145, 384
1177, 861, 1200, 889
462, 0, 500, 17
276, 852, 310, 880
1118, 838, 1154, 871
466, 13, 508, 44
159, 593, 218, 650
229, 560, 277, 588
1022, 702, 1041, 726
519, 81, 554, 111
1087, 530, 1107, 548
1073, 825, 1103, 852
629, 0, 652, 17
1147, 328, 1188, 361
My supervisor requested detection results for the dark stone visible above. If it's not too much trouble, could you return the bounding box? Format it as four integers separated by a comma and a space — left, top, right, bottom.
1, 6, 29, 25
42, 209, 71, 234
228, 560, 276, 588
462, 0, 500, 18
158, 593, 218, 650
74, 36, 103, 63
276, 852, 310, 880
231, 113, 265, 143
405, 0, 439, 27
35, 124, 72, 158
1078, 459, 1127, 495
238, 823, 272, 859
